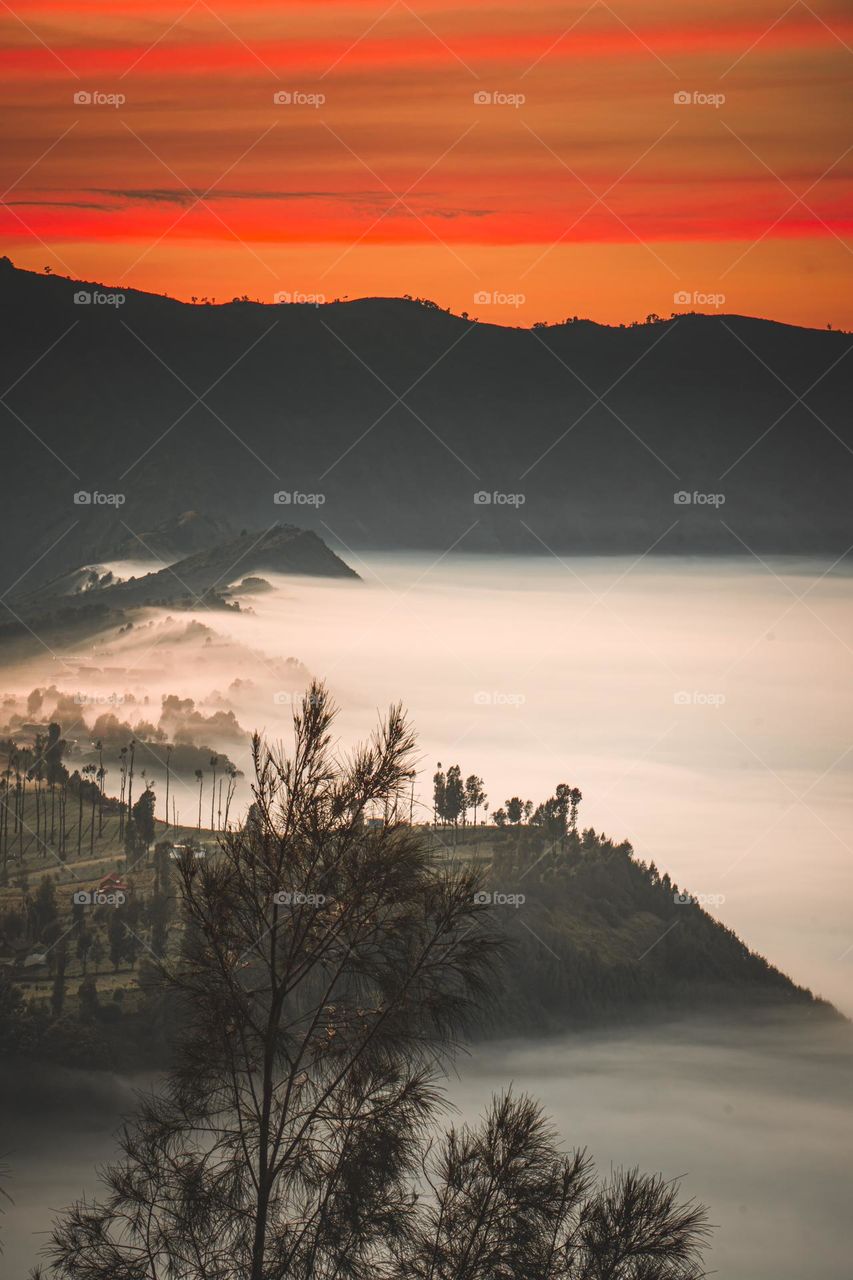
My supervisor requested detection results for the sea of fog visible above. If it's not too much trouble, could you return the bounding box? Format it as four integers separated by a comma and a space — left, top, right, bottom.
158, 552, 853, 1014
2, 1016, 851, 1278
2, 551, 852, 1275
3, 552, 851, 1012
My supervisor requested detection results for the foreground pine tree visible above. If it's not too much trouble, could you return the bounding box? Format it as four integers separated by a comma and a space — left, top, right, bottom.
34, 685, 709, 1280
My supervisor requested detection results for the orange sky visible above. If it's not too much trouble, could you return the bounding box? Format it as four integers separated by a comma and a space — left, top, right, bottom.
2, 0, 852, 326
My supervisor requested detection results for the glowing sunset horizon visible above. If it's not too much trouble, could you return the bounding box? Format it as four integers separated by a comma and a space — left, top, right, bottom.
2, 0, 852, 327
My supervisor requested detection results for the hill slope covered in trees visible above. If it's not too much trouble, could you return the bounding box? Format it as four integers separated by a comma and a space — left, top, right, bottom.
473, 825, 827, 1032
0, 819, 833, 1074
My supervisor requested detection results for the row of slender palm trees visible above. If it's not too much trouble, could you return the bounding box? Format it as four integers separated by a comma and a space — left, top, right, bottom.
0, 737, 116, 870
193, 754, 240, 832
0, 729, 241, 871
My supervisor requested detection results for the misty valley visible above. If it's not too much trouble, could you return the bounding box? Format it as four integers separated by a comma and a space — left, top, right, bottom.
1, 537, 851, 1278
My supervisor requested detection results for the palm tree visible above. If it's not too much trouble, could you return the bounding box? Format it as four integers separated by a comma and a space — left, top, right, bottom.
83, 764, 98, 856
97, 763, 107, 837
126, 740, 136, 822
223, 764, 238, 828
209, 755, 219, 830
9, 749, 20, 839
118, 747, 128, 839
44, 722, 65, 845
76, 770, 85, 858
164, 743, 173, 834
59, 774, 69, 861
94, 739, 105, 836
433, 761, 444, 827
0, 769, 11, 872
17, 747, 33, 860
31, 733, 46, 847
195, 769, 203, 830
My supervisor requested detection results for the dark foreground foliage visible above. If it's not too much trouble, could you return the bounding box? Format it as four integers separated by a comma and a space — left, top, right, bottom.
32, 686, 709, 1279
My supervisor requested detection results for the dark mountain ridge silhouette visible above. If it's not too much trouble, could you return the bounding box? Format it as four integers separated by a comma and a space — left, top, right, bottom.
2, 259, 851, 592
1, 522, 356, 641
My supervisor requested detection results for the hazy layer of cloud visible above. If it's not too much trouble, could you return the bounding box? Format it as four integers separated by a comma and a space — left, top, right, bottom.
2, 1014, 850, 1276
3, 553, 848, 1011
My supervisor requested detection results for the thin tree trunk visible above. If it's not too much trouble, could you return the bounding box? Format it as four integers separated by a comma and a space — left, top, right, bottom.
58, 786, 65, 858
127, 746, 135, 824
1, 784, 7, 872
250, 939, 280, 1280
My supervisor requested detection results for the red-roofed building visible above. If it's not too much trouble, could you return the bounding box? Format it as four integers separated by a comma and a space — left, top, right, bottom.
99, 872, 129, 893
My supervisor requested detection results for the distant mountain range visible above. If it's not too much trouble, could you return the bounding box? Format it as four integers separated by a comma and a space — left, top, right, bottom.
2, 258, 851, 592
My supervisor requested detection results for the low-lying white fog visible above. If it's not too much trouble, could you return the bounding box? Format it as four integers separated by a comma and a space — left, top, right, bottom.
3, 1016, 851, 1278
447, 1017, 853, 1280
2, 552, 852, 1275
220, 552, 853, 1014
2, 552, 851, 1010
